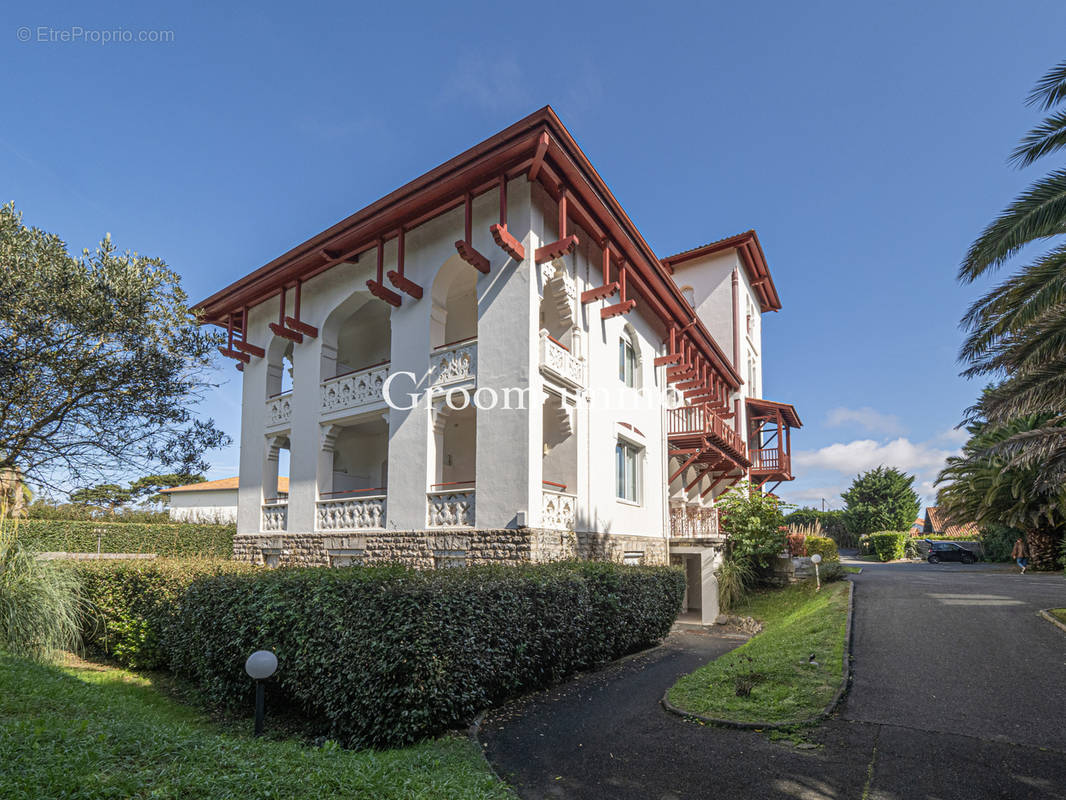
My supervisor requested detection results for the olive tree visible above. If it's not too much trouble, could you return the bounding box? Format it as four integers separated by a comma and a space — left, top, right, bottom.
0, 203, 228, 492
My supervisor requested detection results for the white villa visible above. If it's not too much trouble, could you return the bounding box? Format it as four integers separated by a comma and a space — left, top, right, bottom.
198, 107, 801, 621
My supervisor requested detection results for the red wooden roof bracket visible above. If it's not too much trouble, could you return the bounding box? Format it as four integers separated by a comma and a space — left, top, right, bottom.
601, 261, 636, 319
655, 326, 682, 367
284, 280, 319, 338
386, 228, 424, 299
367, 240, 403, 307
489, 176, 525, 262
218, 311, 253, 364
536, 189, 579, 264
269, 287, 304, 343
454, 192, 490, 273
669, 450, 701, 484
581, 239, 619, 304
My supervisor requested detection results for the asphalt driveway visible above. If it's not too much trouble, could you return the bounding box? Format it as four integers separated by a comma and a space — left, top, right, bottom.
479, 564, 1066, 799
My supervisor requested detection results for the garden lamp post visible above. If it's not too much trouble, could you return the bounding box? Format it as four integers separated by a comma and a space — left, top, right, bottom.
811, 553, 822, 591
244, 650, 278, 737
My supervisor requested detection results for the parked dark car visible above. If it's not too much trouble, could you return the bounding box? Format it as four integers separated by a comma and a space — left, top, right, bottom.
927, 541, 977, 564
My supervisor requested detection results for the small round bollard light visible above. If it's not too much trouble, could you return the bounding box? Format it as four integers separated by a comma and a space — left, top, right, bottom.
245, 650, 278, 680
245, 650, 277, 737
810, 553, 822, 590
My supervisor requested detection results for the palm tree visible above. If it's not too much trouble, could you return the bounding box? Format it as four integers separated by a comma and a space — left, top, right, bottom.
937, 408, 1066, 570
958, 60, 1066, 484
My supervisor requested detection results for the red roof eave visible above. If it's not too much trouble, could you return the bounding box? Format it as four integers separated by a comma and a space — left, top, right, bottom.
661, 230, 782, 313
196, 106, 743, 387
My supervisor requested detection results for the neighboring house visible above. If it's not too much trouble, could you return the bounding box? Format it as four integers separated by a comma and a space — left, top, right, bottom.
161, 477, 288, 523
910, 515, 925, 536
197, 106, 801, 621
922, 507, 979, 539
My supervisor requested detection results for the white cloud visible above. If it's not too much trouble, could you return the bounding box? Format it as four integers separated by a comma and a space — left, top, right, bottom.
935, 426, 970, 446
794, 437, 955, 475
783, 436, 963, 509
825, 406, 905, 435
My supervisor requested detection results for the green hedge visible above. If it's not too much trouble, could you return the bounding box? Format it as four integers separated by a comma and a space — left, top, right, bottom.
78, 560, 684, 748
868, 531, 908, 561
75, 559, 258, 669
805, 535, 839, 563
14, 519, 235, 558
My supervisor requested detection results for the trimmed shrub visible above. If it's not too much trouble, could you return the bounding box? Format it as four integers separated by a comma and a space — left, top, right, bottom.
868, 531, 908, 562
805, 535, 839, 563
785, 532, 807, 557
785, 509, 854, 548
16, 519, 234, 558
168, 561, 683, 748
75, 559, 258, 669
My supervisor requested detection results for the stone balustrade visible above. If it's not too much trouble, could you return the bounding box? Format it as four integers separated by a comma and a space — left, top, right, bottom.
321, 362, 391, 416
261, 502, 288, 532
539, 331, 585, 388
541, 488, 577, 530
427, 489, 475, 527
315, 495, 386, 531
265, 392, 292, 429
429, 339, 477, 388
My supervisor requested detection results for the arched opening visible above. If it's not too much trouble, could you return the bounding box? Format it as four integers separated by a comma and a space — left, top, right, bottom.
427, 400, 476, 528
315, 416, 389, 532
265, 336, 294, 399
261, 434, 289, 532
320, 291, 392, 381
430, 255, 477, 350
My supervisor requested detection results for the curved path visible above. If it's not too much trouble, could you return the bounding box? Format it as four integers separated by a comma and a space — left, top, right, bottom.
480, 565, 1066, 799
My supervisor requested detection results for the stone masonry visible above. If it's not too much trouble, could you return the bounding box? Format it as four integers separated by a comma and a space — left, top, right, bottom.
232, 529, 669, 568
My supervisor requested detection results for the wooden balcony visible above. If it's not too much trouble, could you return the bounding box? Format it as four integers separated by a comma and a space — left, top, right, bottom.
667, 403, 749, 466
750, 447, 793, 480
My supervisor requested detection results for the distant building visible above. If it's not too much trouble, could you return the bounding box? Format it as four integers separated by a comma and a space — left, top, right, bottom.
160, 476, 288, 523
910, 515, 924, 536
922, 507, 979, 539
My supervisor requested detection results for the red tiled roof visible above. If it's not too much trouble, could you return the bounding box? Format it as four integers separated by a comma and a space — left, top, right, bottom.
161, 476, 289, 494
923, 507, 979, 538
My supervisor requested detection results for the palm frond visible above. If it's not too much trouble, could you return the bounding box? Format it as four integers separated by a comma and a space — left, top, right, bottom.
1010, 109, 1066, 168
1027, 59, 1066, 110
959, 170, 1066, 282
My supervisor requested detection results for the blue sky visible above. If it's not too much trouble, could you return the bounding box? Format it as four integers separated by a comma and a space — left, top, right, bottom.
6, 0, 1066, 508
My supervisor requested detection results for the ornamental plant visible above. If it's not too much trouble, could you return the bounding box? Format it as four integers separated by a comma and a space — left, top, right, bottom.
718, 483, 788, 568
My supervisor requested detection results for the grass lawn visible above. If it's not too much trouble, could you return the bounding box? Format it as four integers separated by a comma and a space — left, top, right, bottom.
843, 566, 862, 574
0, 652, 509, 800
667, 580, 850, 725
1049, 608, 1066, 625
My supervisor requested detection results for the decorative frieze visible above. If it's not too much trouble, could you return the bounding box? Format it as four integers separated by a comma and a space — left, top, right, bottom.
315, 496, 386, 531
541, 489, 577, 530
427, 490, 475, 527
261, 503, 287, 532
321, 363, 390, 415
430, 340, 477, 388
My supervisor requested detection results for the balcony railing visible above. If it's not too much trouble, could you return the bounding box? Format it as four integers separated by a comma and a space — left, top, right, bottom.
427, 483, 475, 527
316, 491, 386, 531
321, 361, 390, 415
430, 338, 477, 388
751, 447, 790, 475
542, 487, 577, 530
539, 331, 585, 388
670, 506, 720, 539
667, 404, 747, 459
265, 392, 292, 429
261, 501, 287, 532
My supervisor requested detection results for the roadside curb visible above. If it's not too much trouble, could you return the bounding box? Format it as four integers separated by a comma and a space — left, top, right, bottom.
1038, 608, 1066, 635
467, 711, 517, 796
660, 579, 856, 731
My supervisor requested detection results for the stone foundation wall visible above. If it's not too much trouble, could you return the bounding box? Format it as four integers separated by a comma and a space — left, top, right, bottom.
232, 529, 668, 568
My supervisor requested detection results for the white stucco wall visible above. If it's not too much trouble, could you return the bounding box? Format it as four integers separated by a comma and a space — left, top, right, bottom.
168, 489, 238, 523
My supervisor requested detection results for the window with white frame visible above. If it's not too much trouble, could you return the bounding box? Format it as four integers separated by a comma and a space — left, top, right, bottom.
615, 439, 641, 503
618, 333, 638, 387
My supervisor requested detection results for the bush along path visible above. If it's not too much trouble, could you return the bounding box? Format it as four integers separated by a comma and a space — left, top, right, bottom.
663, 579, 853, 728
